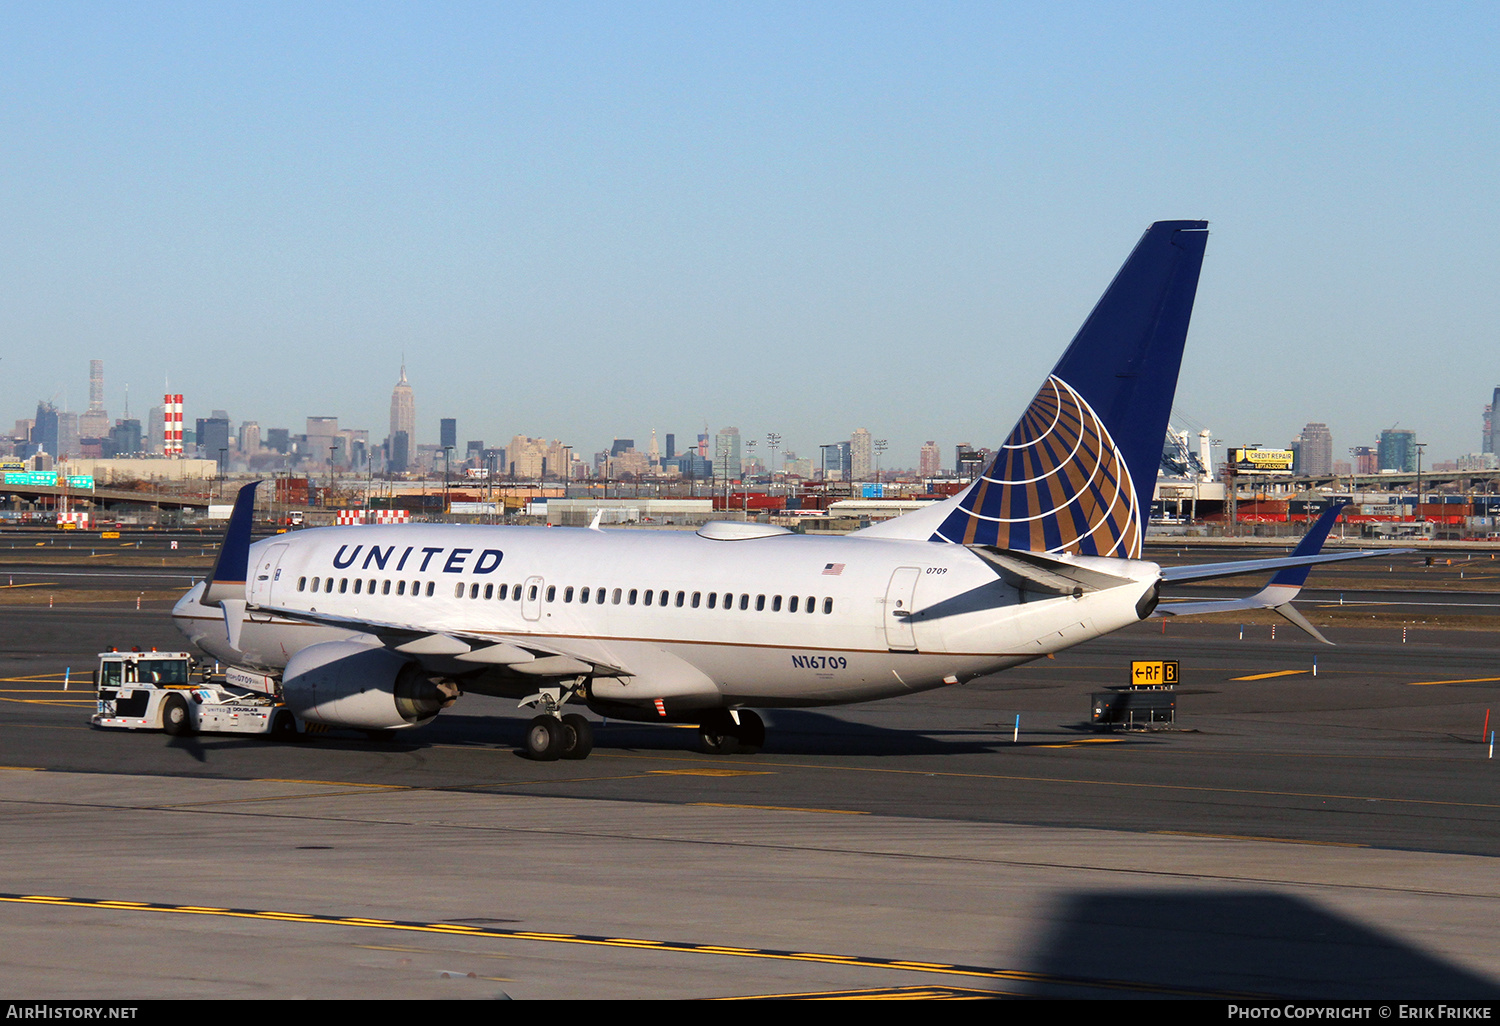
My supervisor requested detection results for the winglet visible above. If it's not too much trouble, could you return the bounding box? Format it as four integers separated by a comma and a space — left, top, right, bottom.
201, 482, 260, 605
1264, 501, 1350, 591
1156, 502, 1352, 645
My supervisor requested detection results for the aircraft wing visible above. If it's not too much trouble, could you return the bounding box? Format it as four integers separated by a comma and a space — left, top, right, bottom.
248, 602, 629, 678
1155, 503, 1410, 645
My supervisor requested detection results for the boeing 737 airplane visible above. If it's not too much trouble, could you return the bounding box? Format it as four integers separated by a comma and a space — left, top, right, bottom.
172, 220, 1382, 760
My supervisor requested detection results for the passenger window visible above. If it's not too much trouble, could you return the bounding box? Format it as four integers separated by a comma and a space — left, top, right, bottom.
455, 583, 464, 598
691, 591, 701, 608
528, 585, 538, 601
425, 582, 434, 597
643, 589, 653, 606
484, 584, 493, 599
354, 579, 362, 594
676, 591, 685, 608
595, 588, 606, 604
564, 587, 574, 603
546, 586, 556, 602
823, 597, 833, 614
498, 584, 508, 600
629, 589, 638, 606
339, 578, 348, 593
397, 580, 406, 595
756, 595, 765, 611
383, 580, 391, 595
612, 588, 622, 604
739, 594, 749, 611
789, 596, 798, 613
579, 587, 589, 604
807, 596, 816, 614
772, 595, 782, 612
707, 592, 717, 609
299, 577, 307, 592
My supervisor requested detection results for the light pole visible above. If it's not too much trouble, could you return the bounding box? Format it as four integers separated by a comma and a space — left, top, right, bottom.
443, 446, 453, 516
766, 432, 781, 487
874, 439, 887, 487
1414, 441, 1427, 525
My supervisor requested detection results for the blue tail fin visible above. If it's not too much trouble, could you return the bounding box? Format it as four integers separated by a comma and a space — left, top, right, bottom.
201, 481, 261, 604
924, 220, 1209, 555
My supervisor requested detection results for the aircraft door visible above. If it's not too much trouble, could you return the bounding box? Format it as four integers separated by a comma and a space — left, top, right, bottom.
522, 575, 545, 622
884, 567, 921, 651
250, 544, 290, 606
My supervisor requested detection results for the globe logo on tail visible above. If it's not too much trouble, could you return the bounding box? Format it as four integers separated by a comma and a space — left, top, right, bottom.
930, 376, 1142, 557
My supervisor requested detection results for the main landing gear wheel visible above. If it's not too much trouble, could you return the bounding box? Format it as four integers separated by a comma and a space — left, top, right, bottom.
526, 715, 566, 761
270, 709, 299, 742
560, 714, 594, 760
698, 709, 764, 755
161, 693, 195, 737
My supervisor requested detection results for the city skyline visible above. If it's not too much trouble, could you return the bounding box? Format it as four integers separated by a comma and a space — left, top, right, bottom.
10, 353, 1500, 478
3, 7, 1497, 465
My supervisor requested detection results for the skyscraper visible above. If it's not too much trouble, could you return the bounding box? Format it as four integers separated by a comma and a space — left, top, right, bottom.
919, 441, 941, 478
1296, 423, 1333, 476
31, 401, 59, 457
389, 364, 415, 470
1378, 429, 1417, 473
79, 360, 109, 440
850, 428, 872, 481
307, 417, 339, 467
715, 427, 742, 482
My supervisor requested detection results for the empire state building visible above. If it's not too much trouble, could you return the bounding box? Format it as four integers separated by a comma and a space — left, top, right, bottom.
389, 364, 415, 472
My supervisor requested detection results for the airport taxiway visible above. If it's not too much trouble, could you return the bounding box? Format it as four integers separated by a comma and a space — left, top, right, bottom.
1, 548, 1498, 998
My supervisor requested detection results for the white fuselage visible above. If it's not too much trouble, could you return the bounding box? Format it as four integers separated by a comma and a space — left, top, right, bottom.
172, 524, 1160, 712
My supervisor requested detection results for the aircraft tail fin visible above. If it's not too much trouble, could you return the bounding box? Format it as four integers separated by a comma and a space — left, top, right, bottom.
201, 481, 260, 605
858, 220, 1209, 556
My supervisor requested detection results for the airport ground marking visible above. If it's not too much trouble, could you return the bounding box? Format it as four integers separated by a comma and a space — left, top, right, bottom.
1230, 670, 1307, 681
0, 891, 1262, 998
649, 768, 775, 778
144, 786, 417, 809
725, 984, 1020, 999
1404, 676, 1500, 687
689, 802, 869, 815
0, 696, 96, 707
1152, 830, 1367, 848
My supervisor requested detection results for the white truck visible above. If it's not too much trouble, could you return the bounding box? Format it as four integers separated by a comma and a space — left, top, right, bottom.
91, 649, 297, 739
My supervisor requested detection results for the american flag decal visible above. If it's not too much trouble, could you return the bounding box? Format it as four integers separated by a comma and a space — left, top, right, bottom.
822, 563, 845, 576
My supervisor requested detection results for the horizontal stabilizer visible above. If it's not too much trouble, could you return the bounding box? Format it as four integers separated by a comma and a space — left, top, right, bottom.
968, 546, 1137, 596
1155, 504, 1400, 644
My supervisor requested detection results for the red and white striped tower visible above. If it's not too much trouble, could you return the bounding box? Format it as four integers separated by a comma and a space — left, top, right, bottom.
164, 394, 183, 456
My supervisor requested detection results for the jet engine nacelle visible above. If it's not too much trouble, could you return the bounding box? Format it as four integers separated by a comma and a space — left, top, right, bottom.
281, 639, 456, 731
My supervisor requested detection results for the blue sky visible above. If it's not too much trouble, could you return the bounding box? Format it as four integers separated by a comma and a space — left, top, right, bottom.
3, 2, 1497, 467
